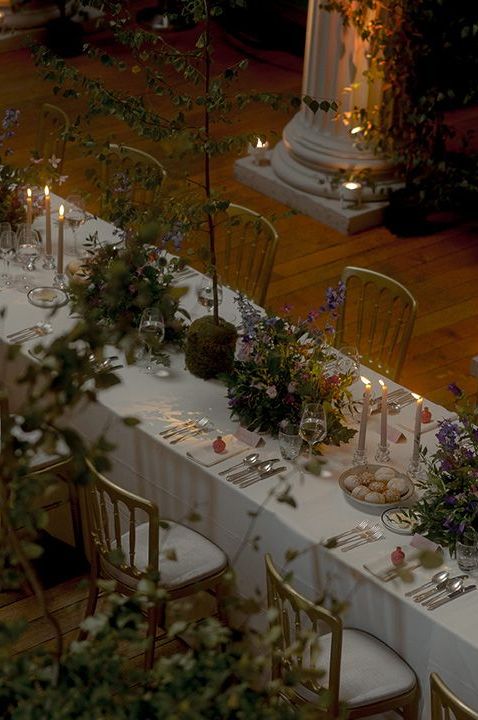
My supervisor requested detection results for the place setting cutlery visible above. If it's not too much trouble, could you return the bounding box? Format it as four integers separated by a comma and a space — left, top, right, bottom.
341, 529, 385, 552
426, 584, 476, 611
225, 458, 281, 484
324, 520, 377, 548
159, 416, 210, 443
6, 322, 52, 344
412, 574, 469, 605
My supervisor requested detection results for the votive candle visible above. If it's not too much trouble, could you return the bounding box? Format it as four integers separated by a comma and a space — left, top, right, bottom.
26, 188, 32, 226
357, 376, 372, 454
379, 378, 388, 446
57, 204, 64, 273
411, 392, 423, 464
44, 185, 52, 256
248, 137, 269, 165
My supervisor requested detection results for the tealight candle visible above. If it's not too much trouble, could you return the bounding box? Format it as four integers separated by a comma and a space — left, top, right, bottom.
248, 137, 269, 166
357, 375, 372, 454
26, 188, 32, 227
44, 185, 52, 256
57, 204, 64, 274
411, 392, 423, 465
379, 378, 388, 447
340, 181, 362, 210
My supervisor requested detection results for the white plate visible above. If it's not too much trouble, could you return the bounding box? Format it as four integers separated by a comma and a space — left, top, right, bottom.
381, 506, 418, 535
27, 286, 69, 309
338, 465, 415, 512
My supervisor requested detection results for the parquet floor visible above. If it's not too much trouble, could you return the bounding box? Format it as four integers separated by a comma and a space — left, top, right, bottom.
1, 10, 477, 409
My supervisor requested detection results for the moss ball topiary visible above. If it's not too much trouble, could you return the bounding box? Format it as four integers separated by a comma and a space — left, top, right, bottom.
185, 316, 237, 379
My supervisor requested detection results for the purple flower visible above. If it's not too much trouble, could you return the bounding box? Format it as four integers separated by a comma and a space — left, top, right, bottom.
444, 495, 457, 506
448, 382, 463, 397
324, 281, 346, 312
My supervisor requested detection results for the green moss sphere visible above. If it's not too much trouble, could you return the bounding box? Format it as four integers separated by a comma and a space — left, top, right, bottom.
185, 316, 237, 379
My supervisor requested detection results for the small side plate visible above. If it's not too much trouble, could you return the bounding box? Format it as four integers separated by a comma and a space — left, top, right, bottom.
381, 506, 418, 535
27, 286, 69, 309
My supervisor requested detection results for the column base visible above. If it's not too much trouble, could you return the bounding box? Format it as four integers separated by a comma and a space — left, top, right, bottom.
234, 153, 390, 235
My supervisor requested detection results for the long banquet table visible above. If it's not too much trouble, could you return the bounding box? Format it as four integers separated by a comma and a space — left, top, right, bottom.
1, 201, 478, 719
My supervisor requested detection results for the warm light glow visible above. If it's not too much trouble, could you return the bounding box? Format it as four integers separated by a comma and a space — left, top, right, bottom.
44, 185, 50, 197
360, 376, 371, 386
379, 379, 386, 388
411, 392, 422, 400
59, 204, 65, 218
351, 125, 363, 135
256, 138, 267, 149
343, 181, 361, 191
27, 188, 32, 199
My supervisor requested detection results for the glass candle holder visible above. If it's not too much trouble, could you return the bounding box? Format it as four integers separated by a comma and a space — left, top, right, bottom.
340, 181, 362, 210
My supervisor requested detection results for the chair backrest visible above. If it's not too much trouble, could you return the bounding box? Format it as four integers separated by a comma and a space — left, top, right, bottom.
214, 204, 278, 306
100, 143, 167, 214
84, 458, 159, 584
36, 103, 70, 173
334, 266, 417, 382
265, 553, 342, 718
431, 673, 478, 720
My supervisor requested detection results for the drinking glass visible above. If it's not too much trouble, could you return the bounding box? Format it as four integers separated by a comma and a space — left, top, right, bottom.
299, 403, 327, 462
65, 194, 87, 255
336, 345, 361, 383
15, 225, 41, 293
0, 227, 15, 287
278, 421, 303, 478
456, 530, 478, 573
197, 275, 223, 314
138, 308, 165, 374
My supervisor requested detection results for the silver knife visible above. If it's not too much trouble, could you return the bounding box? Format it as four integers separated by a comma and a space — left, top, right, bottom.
239, 466, 287, 488
227, 459, 280, 483
427, 584, 476, 611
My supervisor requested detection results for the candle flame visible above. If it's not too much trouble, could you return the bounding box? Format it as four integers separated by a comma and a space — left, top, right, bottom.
27, 188, 32, 198
343, 181, 361, 191
256, 138, 267, 149
351, 125, 363, 135
44, 185, 50, 197
360, 375, 371, 386
59, 204, 65, 218
379, 379, 386, 388
411, 392, 422, 400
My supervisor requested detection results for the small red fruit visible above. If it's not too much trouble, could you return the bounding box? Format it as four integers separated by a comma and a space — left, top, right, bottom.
391, 546, 405, 566
421, 406, 432, 424
212, 436, 226, 454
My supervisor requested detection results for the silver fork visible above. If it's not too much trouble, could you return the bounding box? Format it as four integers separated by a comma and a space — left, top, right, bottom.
341, 530, 384, 552
8, 325, 51, 344
324, 520, 370, 546
335, 523, 381, 547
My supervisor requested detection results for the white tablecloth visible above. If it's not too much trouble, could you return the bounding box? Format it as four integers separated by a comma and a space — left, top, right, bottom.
2, 201, 477, 718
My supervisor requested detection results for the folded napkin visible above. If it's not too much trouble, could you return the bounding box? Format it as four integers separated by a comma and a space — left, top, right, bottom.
186, 434, 249, 467
363, 546, 424, 582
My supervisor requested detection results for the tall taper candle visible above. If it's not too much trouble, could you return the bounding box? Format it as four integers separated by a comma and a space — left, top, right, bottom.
57, 204, 64, 273
379, 379, 388, 446
44, 185, 52, 256
357, 376, 372, 454
411, 392, 423, 464
26, 188, 32, 227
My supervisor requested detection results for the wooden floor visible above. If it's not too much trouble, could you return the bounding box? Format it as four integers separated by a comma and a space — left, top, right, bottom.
0, 5, 477, 415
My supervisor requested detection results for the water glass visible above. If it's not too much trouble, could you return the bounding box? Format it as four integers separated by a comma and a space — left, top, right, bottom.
138, 308, 166, 374
299, 403, 327, 462
337, 345, 361, 383
456, 532, 478, 573
278, 421, 303, 461
197, 276, 223, 313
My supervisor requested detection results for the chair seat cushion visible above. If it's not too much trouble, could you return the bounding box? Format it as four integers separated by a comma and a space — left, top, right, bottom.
120, 521, 227, 590
11, 420, 70, 470
295, 628, 416, 709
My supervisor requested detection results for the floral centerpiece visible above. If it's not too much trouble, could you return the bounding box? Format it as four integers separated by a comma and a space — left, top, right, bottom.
0, 108, 27, 228
68, 232, 189, 354
225, 289, 356, 445
415, 385, 478, 554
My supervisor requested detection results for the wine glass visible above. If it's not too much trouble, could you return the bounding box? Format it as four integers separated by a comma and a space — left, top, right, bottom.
15, 225, 41, 293
138, 308, 165, 374
65, 194, 87, 255
0, 227, 15, 288
336, 345, 360, 383
299, 403, 327, 463
197, 275, 223, 314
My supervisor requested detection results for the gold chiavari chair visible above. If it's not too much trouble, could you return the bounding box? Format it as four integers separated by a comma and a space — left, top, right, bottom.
265, 553, 419, 719
431, 672, 478, 720
36, 103, 71, 174
80, 459, 229, 668
334, 266, 417, 382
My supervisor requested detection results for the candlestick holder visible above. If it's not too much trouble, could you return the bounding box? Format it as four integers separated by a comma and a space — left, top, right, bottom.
340, 181, 363, 210
375, 441, 390, 464
53, 272, 69, 291
352, 448, 368, 466
42, 254, 56, 270
407, 457, 426, 484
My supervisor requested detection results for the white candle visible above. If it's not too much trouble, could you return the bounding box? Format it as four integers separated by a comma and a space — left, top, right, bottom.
340, 181, 362, 209
411, 392, 423, 464
248, 137, 269, 165
57, 204, 64, 274
357, 376, 372, 454
44, 185, 52, 256
26, 188, 32, 227
379, 379, 388, 446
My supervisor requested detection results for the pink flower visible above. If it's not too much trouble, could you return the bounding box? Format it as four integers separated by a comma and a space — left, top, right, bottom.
287, 382, 297, 393
266, 385, 277, 399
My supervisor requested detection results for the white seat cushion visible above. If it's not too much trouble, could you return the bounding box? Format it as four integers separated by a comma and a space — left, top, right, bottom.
120, 521, 227, 590
295, 628, 416, 709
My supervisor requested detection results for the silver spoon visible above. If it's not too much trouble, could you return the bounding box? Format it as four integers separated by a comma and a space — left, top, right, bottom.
422, 577, 467, 607
218, 452, 260, 476
405, 570, 450, 597
228, 458, 280, 484
414, 574, 468, 603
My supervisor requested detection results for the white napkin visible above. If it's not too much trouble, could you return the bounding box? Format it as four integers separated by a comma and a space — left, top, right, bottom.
186, 434, 249, 467
363, 545, 424, 582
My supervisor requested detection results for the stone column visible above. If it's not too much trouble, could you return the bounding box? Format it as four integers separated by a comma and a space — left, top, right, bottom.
271, 0, 397, 202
